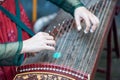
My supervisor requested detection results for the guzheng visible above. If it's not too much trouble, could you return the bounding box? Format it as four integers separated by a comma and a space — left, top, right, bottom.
14, 0, 117, 80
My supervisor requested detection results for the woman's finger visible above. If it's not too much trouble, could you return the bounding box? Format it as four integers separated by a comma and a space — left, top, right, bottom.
74, 13, 82, 31
82, 14, 91, 33
44, 35, 54, 40
44, 45, 55, 51
38, 32, 50, 36
89, 14, 99, 32
45, 40, 56, 46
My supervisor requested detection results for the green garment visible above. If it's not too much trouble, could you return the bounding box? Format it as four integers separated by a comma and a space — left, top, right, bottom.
0, 42, 22, 59
0, 0, 24, 66
48, 0, 84, 16
0, 0, 34, 66
0, 42, 23, 66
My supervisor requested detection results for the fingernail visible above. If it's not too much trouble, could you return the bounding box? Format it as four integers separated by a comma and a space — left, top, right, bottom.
84, 30, 88, 34
77, 26, 82, 31
90, 29, 94, 33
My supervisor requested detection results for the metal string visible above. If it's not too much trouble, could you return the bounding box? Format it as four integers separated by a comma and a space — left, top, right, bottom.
57, 27, 79, 65
61, 2, 97, 68
56, 2, 99, 74
77, 0, 106, 72
54, 20, 74, 64
48, 20, 67, 62
34, 0, 112, 79
68, 1, 100, 71
37, 20, 66, 63
47, 20, 71, 63
77, 0, 111, 76
72, 4, 97, 69
84, 0, 112, 74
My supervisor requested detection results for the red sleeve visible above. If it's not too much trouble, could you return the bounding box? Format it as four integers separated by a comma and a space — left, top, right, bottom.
1, 66, 16, 80
19, 4, 33, 31
19, 4, 34, 40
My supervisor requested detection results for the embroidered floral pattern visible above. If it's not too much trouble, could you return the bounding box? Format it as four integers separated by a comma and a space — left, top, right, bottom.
14, 72, 74, 80
0, 0, 32, 43
8, 30, 16, 42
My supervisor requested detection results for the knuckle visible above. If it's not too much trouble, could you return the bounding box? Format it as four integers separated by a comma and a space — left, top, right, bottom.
53, 40, 56, 43
92, 21, 98, 26
50, 36, 54, 39
92, 27, 96, 30
96, 19, 99, 24
87, 25, 91, 28
95, 18, 100, 24
37, 32, 42, 35
86, 22, 91, 27
86, 28, 89, 31
93, 23, 97, 26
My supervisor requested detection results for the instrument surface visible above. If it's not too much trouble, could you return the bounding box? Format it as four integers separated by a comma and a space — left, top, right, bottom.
14, 0, 117, 80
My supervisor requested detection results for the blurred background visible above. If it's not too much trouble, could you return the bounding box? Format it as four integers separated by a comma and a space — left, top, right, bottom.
20, 0, 120, 80
20, 0, 59, 21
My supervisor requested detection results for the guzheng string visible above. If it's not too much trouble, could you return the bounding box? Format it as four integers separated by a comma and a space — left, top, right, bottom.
57, 1, 100, 76
50, 22, 65, 59
69, 0, 100, 71
53, 20, 73, 59
40, 20, 67, 59
77, 0, 111, 75
45, 0, 112, 76
78, 0, 107, 75
43, 0, 112, 76
77, 0, 103, 73
63, 0, 99, 67
51, 20, 73, 60
45, 19, 73, 62
22, 0, 112, 77
54, 20, 74, 61
84, 0, 112, 74
15, 0, 114, 80
80, 0, 106, 74
55, 20, 78, 66
56, 2, 97, 67
62, 28, 81, 67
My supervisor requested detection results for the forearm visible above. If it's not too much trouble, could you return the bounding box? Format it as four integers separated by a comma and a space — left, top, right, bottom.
48, 0, 84, 15
0, 41, 23, 59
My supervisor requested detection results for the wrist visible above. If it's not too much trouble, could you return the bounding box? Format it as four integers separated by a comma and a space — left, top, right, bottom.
20, 40, 29, 53
17, 41, 23, 54
73, 3, 84, 16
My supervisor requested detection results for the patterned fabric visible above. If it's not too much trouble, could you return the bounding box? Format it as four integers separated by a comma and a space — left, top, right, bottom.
0, 0, 32, 43
0, 0, 33, 79
14, 72, 75, 80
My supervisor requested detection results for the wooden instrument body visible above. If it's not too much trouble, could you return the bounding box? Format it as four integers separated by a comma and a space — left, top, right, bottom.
14, 0, 118, 80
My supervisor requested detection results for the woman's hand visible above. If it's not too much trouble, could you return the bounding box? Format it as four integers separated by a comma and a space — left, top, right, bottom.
21, 32, 56, 53
74, 7, 99, 33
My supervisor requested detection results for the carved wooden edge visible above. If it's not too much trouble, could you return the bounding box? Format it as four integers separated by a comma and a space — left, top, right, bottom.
14, 72, 76, 80
16, 63, 90, 80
